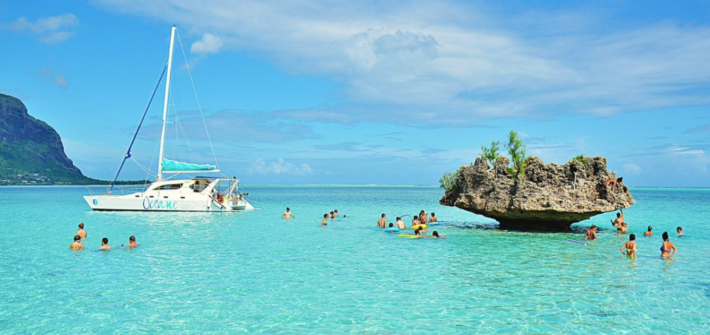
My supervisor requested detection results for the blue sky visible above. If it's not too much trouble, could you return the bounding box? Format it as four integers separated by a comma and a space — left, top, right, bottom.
1, 0, 709, 186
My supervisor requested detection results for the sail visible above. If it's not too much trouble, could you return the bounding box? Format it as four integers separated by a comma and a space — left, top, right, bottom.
161, 158, 217, 172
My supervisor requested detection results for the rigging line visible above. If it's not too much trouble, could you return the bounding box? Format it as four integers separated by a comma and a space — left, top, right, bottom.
176, 29, 220, 170
108, 64, 168, 194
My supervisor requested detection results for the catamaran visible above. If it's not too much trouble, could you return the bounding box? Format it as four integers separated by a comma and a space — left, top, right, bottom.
84, 26, 254, 212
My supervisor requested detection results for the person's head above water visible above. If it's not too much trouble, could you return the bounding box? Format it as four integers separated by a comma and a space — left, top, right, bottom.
414, 228, 421, 236
78, 222, 84, 229
648, 226, 653, 231
629, 234, 635, 241
102, 237, 108, 245
381, 213, 385, 218
431, 213, 436, 217
286, 207, 290, 212
74, 235, 81, 242
323, 214, 328, 218
334, 209, 338, 213
129, 236, 136, 242
677, 226, 683, 232
591, 225, 597, 230
433, 231, 439, 237
662, 232, 669, 241
389, 223, 394, 228
616, 212, 621, 218
396, 217, 401, 221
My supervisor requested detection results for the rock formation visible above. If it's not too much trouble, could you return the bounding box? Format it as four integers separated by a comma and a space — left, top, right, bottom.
440, 156, 635, 230
0, 93, 97, 185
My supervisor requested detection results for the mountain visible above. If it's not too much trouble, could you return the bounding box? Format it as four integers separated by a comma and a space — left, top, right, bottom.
0, 93, 99, 185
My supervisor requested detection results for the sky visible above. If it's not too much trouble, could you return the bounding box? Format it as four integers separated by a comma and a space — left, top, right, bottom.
1, 0, 709, 186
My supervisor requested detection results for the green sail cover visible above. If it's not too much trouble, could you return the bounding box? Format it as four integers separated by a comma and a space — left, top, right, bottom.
162, 159, 217, 172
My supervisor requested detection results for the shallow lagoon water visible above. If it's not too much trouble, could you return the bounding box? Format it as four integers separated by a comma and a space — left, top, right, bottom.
0, 186, 708, 333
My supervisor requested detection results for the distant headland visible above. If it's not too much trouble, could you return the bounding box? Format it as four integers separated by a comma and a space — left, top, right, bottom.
0, 93, 144, 186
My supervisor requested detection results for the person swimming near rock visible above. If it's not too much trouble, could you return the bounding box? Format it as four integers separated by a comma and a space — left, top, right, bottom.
321, 214, 328, 227
428, 213, 438, 223
69, 235, 84, 250
126, 236, 139, 248
605, 177, 623, 193
584, 225, 598, 240
612, 209, 627, 233
281, 207, 296, 219
677, 226, 685, 236
76, 223, 87, 240
621, 234, 637, 259
377, 213, 387, 228
395, 217, 406, 230
644, 226, 653, 237
660, 232, 677, 258
99, 237, 112, 251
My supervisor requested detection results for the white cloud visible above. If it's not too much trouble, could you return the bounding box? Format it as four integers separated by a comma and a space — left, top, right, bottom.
8, 14, 79, 44
190, 33, 223, 54
248, 158, 314, 175
623, 163, 642, 176
37, 67, 69, 89
91, 1, 710, 125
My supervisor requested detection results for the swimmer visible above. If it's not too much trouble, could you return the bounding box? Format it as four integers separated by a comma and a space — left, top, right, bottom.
644, 226, 653, 237
396, 217, 406, 230
428, 213, 438, 223
334, 209, 339, 217
426, 231, 446, 239
321, 214, 328, 226
330, 211, 336, 220
99, 237, 112, 250
677, 226, 685, 236
281, 207, 296, 219
584, 225, 598, 240
126, 236, 139, 248
612, 209, 627, 233
377, 213, 387, 228
69, 235, 84, 250
620, 234, 637, 259
419, 210, 428, 224
386, 223, 397, 233
412, 215, 421, 227
660, 232, 677, 258
605, 177, 623, 193
76, 222, 87, 240
407, 228, 422, 238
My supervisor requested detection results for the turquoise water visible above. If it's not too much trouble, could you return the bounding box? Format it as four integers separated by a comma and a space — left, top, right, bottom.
0, 186, 708, 333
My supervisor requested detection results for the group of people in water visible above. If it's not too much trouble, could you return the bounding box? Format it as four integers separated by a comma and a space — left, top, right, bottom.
69, 222, 139, 251
378, 210, 445, 239
583, 210, 683, 259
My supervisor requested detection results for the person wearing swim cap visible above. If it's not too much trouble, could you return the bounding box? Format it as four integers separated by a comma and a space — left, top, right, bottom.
621, 234, 637, 259
76, 223, 87, 240
321, 214, 328, 226
69, 235, 84, 250
99, 237, 112, 250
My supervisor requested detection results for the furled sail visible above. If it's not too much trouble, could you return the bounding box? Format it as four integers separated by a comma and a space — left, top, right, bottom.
161, 158, 217, 172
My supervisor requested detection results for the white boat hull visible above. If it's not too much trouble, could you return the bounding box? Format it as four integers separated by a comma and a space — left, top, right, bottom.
84, 194, 254, 212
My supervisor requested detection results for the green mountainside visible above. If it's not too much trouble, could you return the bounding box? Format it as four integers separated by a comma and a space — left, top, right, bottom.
0, 93, 102, 185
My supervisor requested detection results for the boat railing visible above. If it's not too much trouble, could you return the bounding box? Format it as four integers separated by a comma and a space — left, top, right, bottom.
85, 185, 150, 196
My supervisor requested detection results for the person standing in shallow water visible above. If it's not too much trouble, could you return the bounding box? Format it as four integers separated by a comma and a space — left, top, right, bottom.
377, 213, 387, 228
428, 213, 438, 223
99, 237, 112, 250
661, 232, 677, 258
281, 207, 296, 219
677, 227, 685, 236
69, 235, 83, 250
396, 217, 406, 230
644, 226, 653, 237
76, 223, 87, 240
621, 234, 637, 259
584, 225, 597, 240
126, 236, 139, 248
321, 214, 328, 226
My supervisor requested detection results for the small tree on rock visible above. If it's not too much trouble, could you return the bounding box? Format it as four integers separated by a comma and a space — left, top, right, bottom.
506, 131, 527, 180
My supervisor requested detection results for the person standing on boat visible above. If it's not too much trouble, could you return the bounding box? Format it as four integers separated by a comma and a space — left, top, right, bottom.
76, 223, 87, 240
281, 207, 296, 219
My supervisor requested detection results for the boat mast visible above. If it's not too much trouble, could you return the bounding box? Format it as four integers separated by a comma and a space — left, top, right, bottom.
157, 25, 176, 181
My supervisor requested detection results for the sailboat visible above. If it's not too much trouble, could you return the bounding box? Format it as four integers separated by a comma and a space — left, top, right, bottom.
84, 26, 254, 212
